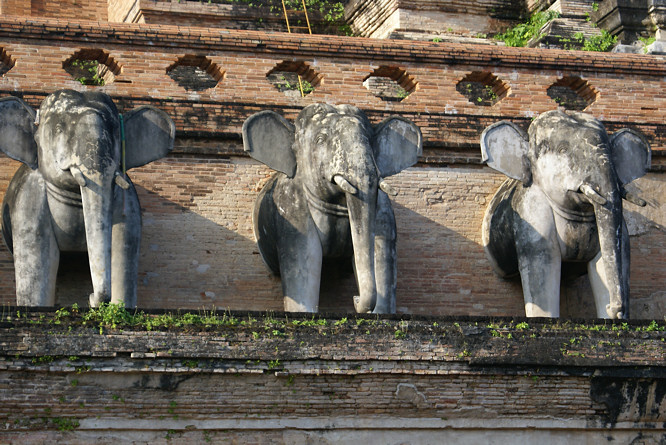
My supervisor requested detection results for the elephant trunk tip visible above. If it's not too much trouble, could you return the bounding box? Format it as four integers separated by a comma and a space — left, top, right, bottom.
89, 292, 111, 308
606, 303, 625, 319
353, 295, 375, 313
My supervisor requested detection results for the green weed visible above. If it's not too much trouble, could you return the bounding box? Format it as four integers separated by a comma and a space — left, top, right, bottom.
495, 10, 560, 47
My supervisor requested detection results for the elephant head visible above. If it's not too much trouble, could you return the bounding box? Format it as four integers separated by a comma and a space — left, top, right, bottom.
481, 110, 650, 318
243, 104, 422, 313
0, 90, 175, 307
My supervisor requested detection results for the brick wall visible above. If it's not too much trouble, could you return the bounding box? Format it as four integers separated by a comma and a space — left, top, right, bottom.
107, 0, 140, 23
0, 0, 30, 16
108, 0, 345, 35
0, 311, 664, 442
0, 18, 664, 317
0, 0, 107, 20
31, 0, 108, 21
346, 0, 525, 39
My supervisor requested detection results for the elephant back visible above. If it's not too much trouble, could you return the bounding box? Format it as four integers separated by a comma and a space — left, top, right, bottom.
482, 178, 521, 279
252, 173, 282, 275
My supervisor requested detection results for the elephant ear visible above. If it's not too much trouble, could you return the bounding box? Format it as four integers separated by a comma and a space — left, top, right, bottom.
0, 97, 38, 169
243, 110, 296, 177
609, 129, 651, 185
122, 106, 175, 169
481, 121, 531, 184
373, 117, 422, 177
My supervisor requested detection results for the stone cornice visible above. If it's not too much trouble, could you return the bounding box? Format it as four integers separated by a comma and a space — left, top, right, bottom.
1, 17, 665, 76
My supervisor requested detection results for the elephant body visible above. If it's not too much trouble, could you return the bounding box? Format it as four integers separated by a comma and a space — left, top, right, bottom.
484, 177, 602, 278
0, 90, 174, 307
243, 104, 422, 313
481, 110, 651, 319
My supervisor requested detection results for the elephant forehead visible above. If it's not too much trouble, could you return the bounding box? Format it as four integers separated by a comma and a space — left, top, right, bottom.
40, 110, 117, 139
298, 104, 369, 131
531, 120, 608, 157
41, 90, 118, 123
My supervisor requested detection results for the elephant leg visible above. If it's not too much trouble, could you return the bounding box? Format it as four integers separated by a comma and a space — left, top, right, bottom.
588, 223, 630, 319
10, 175, 59, 306
517, 246, 561, 317
372, 192, 397, 314
514, 197, 561, 317
278, 224, 322, 313
13, 223, 59, 306
110, 186, 141, 308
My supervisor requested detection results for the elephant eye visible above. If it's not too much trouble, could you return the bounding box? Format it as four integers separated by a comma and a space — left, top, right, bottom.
315, 133, 328, 146
557, 144, 568, 154
54, 123, 64, 134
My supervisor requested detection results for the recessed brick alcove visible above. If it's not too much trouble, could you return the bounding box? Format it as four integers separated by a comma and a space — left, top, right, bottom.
456, 71, 510, 106
167, 55, 224, 92
266, 60, 322, 96
547, 76, 599, 111
62, 49, 122, 86
0, 47, 14, 76
363, 66, 417, 102
0, 308, 664, 442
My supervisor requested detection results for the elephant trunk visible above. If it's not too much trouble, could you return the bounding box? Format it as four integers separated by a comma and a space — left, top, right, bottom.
588, 184, 629, 319
75, 166, 114, 307
344, 173, 379, 314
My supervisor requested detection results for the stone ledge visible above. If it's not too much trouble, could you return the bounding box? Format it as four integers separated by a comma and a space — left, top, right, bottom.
1, 309, 664, 441
2, 309, 665, 372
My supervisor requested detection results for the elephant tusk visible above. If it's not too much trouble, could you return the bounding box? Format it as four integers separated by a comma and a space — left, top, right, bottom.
620, 188, 647, 207
333, 175, 358, 195
70, 167, 87, 187
115, 173, 131, 190
379, 179, 398, 196
580, 184, 607, 206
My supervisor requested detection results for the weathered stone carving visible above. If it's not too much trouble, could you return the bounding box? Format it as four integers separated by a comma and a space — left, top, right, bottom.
243, 104, 422, 313
481, 110, 650, 319
0, 90, 175, 307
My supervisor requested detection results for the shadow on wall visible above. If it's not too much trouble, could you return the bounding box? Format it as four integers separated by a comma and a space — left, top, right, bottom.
0, 153, 284, 310
123, 181, 284, 311
389, 169, 666, 319
562, 173, 666, 319
391, 201, 526, 317
563, 200, 666, 319
13, 181, 283, 310
5, 159, 369, 312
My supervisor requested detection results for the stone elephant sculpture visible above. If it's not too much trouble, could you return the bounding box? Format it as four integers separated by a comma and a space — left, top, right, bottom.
481, 110, 650, 318
0, 89, 175, 307
243, 104, 422, 313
